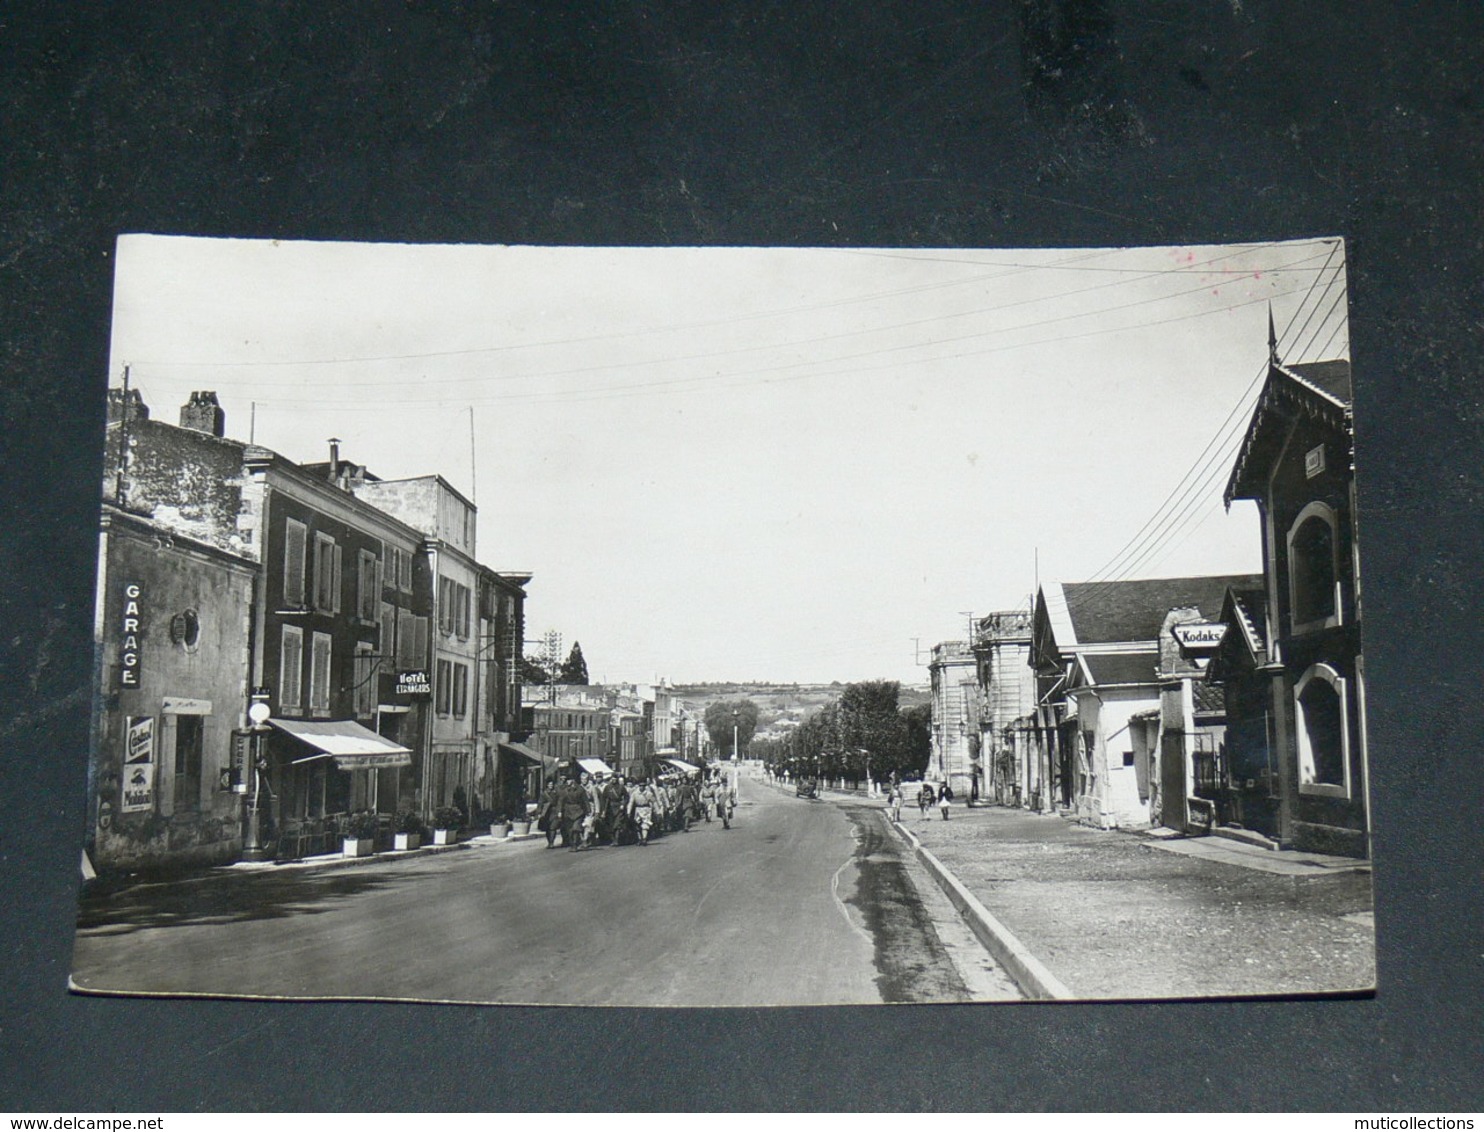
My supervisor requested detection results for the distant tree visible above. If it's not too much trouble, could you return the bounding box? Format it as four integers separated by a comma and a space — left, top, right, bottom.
558, 641, 589, 685
900, 702, 933, 777
704, 699, 759, 756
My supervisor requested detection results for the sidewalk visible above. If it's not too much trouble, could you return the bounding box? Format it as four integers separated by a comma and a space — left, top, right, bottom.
888, 802, 1375, 1001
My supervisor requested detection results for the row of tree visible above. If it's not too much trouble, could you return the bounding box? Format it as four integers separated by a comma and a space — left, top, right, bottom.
751, 680, 931, 784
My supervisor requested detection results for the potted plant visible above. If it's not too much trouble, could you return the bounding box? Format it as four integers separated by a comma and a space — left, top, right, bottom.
511, 802, 533, 836
432, 806, 462, 845
342, 811, 379, 858
393, 810, 424, 852
479, 809, 509, 839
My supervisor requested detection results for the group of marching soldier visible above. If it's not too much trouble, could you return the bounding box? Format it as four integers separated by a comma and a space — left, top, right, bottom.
534, 769, 738, 850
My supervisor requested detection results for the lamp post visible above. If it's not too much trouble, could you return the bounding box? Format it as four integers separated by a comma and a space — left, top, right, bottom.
731, 708, 739, 795
243, 699, 271, 861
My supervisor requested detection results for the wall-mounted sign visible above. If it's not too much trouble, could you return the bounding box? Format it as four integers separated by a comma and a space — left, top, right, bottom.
118, 582, 143, 688
396, 669, 432, 698
1305, 444, 1326, 479
1172, 622, 1229, 653
121, 715, 155, 813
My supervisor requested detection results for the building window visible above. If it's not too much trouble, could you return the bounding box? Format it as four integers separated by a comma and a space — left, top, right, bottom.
314, 533, 341, 614
380, 601, 396, 658
280, 626, 304, 712
173, 713, 204, 810
1295, 664, 1349, 797
436, 658, 452, 715
1287, 502, 1340, 632
284, 519, 307, 606
310, 631, 332, 715
452, 662, 469, 718
390, 546, 411, 593
354, 641, 376, 719
357, 548, 380, 622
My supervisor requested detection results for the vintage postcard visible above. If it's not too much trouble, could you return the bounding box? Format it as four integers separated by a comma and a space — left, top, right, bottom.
71, 237, 1374, 1005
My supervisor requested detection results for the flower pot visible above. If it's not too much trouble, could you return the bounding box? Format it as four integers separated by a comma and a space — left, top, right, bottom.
342, 837, 374, 858
490, 822, 510, 840
432, 828, 458, 846
511, 819, 532, 836
393, 832, 421, 851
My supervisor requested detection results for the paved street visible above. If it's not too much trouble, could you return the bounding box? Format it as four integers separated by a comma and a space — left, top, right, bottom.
72, 777, 1013, 1007
901, 802, 1376, 1000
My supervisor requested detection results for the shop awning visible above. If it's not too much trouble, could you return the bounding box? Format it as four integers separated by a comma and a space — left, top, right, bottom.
577, 757, 614, 777
500, 741, 557, 770
664, 758, 700, 774
271, 718, 413, 770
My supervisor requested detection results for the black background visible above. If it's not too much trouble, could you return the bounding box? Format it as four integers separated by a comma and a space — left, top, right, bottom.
2, 0, 1481, 1112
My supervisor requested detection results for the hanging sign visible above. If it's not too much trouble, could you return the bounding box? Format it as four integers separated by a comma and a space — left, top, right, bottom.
121, 715, 155, 812
396, 669, 432, 698
117, 582, 144, 688
1172, 622, 1229, 653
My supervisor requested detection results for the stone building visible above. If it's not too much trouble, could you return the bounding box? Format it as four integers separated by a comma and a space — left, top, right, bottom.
928, 640, 979, 797
971, 609, 1035, 806
89, 503, 256, 873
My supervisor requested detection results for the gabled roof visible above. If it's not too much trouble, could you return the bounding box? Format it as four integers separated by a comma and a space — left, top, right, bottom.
1056, 574, 1262, 646
1079, 651, 1159, 689
1226, 357, 1353, 504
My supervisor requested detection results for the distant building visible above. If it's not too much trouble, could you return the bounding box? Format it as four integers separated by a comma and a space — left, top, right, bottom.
928, 641, 978, 796
971, 609, 1035, 806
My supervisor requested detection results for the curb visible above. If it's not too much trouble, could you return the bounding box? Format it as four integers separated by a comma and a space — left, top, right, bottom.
890, 819, 1074, 1002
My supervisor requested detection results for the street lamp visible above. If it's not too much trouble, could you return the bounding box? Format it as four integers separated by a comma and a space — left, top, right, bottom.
731, 708, 739, 795
243, 699, 271, 861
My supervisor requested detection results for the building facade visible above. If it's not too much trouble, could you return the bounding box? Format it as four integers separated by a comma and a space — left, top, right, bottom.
1223, 352, 1369, 857
928, 641, 979, 797
971, 609, 1035, 806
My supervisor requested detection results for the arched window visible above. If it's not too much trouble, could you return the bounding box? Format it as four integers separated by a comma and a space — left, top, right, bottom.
1287, 502, 1340, 632
1295, 664, 1349, 797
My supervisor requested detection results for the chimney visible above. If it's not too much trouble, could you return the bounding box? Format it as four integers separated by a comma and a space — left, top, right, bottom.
179, 391, 225, 436
107, 387, 150, 424
328, 438, 341, 481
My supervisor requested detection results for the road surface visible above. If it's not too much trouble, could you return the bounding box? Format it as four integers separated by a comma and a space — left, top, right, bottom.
72, 777, 1017, 1006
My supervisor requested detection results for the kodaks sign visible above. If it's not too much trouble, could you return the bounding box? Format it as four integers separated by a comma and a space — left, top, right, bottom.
1172, 621, 1229, 652
118, 581, 144, 688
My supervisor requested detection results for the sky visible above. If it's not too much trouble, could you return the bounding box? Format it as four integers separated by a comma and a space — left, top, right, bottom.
107, 236, 1350, 686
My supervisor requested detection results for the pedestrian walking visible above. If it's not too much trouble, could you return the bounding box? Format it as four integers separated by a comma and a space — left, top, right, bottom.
718, 775, 736, 829
538, 778, 561, 848
678, 777, 699, 832
580, 771, 602, 848
887, 783, 902, 823
701, 775, 717, 822
918, 782, 934, 819
558, 776, 589, 850
630, 779, 658, 845
938, 780, 954, 821
601, 774, 629, 844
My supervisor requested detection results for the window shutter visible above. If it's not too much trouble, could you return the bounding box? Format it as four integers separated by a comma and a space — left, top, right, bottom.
284, 521, 306, 606
331, 543, 342, 614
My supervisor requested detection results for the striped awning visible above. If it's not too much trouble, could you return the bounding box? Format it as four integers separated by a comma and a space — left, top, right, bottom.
272, 718, 412, 770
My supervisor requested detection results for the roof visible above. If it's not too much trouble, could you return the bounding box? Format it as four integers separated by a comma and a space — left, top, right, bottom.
1058, 574, 1262, 645
1079, 651, 1159, 688
1226, 357, 1353, 504
1227, 587, 1269, 657
1283, 360, 1353, 406
1191, 681, 1226, 715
